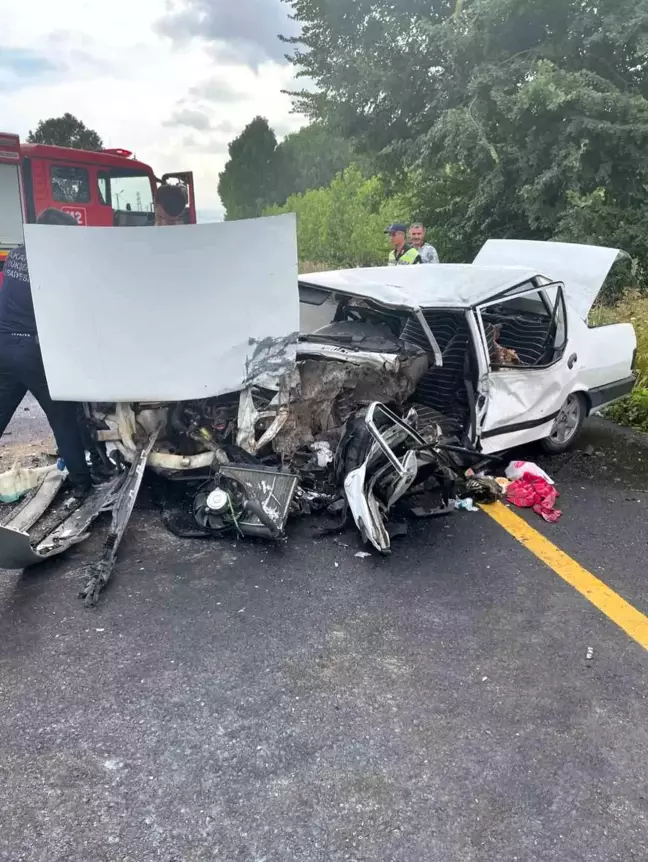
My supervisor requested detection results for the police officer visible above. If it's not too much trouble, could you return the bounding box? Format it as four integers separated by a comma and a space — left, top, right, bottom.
0, 209, 92, 497
386, 223, 422, 265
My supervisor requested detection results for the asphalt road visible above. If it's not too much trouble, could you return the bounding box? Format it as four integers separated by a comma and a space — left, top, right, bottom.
0, 408, 647, 861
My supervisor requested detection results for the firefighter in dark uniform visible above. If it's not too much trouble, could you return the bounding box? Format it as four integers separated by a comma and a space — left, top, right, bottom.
0, 208, 92, 497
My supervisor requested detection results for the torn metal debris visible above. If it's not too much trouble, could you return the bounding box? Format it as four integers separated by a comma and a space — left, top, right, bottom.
0, 474, 125, 570
78, 426, 161, 607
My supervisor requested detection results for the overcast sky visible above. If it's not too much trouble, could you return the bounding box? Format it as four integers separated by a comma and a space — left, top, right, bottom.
0, 0, 306, 221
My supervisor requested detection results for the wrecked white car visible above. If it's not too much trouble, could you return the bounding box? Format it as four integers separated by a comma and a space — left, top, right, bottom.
90, 241, 636, 544
301, 239, 637, 456
0, 233, 636, 603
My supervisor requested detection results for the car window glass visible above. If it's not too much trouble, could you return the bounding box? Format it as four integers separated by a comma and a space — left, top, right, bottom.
300, 292, 338, 333
110, 173, 153, 213
299, 285, 331, 306
50, 166, 91, 203
498, 280, 536, 299
549, 286, 567, 353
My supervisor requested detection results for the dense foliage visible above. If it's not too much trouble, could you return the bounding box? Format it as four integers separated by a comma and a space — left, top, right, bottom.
282, 0, 648, 278
218, 118, 358, 220
273, 124, 358, 203
265, 164, 408, 267
606, 389, 648, 432
27, 114, 103, 150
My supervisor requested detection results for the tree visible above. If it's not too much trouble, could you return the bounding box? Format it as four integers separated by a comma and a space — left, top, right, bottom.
217, 117, 279, 220
219, 119, 364, 216
265, 164, 410, 268
27, 113, 103, 150
284, 0, 648, 146
272, 123, 358, 204
283, 0, 648, 281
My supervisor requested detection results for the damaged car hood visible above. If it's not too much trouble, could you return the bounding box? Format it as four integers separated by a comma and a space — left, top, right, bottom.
473, 239, 623, 321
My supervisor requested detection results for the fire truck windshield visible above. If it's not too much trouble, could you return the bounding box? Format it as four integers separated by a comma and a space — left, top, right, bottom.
97, 167, 154, 215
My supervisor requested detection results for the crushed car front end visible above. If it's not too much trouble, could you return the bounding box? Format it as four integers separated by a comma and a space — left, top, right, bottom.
83, 283, 464, 552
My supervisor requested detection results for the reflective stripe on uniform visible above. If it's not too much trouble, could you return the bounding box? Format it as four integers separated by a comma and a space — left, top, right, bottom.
388, 246, 420, 265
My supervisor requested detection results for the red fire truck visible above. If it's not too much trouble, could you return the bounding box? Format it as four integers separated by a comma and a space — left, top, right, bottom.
0, 131, 196, 281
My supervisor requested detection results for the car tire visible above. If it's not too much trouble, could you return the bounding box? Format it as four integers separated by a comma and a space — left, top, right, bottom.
539, 392, 587, 455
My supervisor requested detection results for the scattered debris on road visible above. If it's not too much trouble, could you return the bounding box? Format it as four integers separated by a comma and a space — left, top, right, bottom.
505, 460, 555, 485
505, 461, 562, 522
0, 462, 59, 503
453, 498, 479, 512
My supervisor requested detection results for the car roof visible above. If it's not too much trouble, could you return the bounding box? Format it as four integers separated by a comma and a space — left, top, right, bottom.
299, 264, 543, 310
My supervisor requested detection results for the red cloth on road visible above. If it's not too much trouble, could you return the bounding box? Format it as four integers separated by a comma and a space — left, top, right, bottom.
506, 472, 561, 522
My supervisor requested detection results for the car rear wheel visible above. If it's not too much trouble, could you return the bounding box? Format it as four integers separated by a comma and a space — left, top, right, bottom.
540, 392, 586, 454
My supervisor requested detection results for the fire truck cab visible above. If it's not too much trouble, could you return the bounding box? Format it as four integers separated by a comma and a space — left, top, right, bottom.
0, 131, 196, 280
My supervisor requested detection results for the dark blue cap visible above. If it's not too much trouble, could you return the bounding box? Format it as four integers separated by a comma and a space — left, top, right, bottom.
385, 223, 408, 234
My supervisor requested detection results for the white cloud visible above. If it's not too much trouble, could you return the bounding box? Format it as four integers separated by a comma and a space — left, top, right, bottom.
0, 0, 306, 220
164, 108, 214, 132
156, 0, 299, 66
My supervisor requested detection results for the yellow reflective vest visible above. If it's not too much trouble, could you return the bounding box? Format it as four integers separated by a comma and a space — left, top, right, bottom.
388, 244, 421, 266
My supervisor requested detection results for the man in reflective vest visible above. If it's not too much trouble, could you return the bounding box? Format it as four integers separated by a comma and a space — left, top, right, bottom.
386, 223, 422, 265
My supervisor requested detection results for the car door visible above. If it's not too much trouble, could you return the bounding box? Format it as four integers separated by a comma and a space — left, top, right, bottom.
475, 282, 578, 454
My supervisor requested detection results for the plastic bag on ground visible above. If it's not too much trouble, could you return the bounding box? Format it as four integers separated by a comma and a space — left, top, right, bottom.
505, 460, 554, 485
454, 497, 479, 512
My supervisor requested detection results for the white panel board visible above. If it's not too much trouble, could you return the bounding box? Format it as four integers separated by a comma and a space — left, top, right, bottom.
24, 214, 298, 401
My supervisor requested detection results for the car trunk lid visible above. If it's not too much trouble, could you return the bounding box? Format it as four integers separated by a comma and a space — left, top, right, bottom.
473, 239, 622, 321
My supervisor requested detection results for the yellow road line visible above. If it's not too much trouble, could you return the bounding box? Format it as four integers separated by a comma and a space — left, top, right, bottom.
482, 501, 648, 651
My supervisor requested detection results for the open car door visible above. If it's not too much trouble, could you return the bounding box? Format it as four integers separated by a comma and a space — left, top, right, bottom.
475, 282, 579, 454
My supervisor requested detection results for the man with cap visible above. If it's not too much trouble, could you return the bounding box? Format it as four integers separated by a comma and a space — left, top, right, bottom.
386, 223, 422, 266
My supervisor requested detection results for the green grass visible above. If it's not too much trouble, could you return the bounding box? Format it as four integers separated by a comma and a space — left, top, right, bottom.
299, 261, 330, 274
590, 294, 648, 431
605, 388, 648, 432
